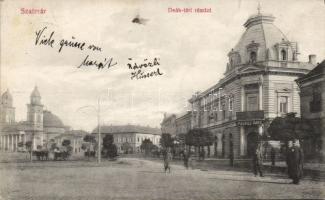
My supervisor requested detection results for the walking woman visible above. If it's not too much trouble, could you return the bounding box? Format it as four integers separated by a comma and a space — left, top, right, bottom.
163, 149, 172, 173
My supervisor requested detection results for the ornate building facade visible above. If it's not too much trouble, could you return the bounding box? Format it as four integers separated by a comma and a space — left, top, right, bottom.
187, 10, 316, 158
0, 87, 72, 151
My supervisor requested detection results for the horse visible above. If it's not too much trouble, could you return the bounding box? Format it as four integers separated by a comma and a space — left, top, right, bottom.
54, 151, 70, 161
33, 150, 49, 161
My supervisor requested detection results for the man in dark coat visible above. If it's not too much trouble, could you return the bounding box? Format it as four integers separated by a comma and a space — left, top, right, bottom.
183, 149, 190, 169
270, 147, 276, 166
252, 142, 264, 177
286, 140, 304, 184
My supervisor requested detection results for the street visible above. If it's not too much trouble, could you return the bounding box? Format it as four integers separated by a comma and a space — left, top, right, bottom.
0, 157, 324, 200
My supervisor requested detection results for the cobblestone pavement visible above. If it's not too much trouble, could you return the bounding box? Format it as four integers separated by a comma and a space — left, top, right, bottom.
0, 158, 324, 200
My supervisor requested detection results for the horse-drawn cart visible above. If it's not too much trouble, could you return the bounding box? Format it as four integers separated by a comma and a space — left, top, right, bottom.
33, 150, 49, 161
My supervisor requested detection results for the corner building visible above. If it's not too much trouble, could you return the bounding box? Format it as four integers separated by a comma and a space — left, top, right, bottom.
189, 11, 316, 158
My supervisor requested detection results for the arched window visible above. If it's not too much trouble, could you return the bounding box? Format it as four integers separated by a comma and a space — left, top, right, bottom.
250, 51, 257, 63
281, 49, 287, 61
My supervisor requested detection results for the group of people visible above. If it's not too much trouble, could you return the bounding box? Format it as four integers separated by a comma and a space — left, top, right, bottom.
162, 139, 304, 184
162, 148, 191, 173
252, 139, 304, 184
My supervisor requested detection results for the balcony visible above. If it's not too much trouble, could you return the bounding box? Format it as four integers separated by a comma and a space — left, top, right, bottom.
236, 110, 264, 121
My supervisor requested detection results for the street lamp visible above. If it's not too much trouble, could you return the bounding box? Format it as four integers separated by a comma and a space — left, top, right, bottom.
75, 91, 110, 164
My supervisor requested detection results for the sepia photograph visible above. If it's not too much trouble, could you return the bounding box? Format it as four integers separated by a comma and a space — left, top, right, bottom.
0, 0, 324, 199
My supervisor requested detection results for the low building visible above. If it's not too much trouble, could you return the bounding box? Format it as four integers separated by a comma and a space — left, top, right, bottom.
296, 60, 325, 160
54, 130, 89, 154
92, 125, 161, 153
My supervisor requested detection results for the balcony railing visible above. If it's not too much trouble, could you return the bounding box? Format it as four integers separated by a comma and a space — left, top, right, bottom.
236, 110, 264, 120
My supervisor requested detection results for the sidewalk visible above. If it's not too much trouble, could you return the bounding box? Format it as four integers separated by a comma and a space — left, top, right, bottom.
188, 158, 325, 181
263, 161, 325, 172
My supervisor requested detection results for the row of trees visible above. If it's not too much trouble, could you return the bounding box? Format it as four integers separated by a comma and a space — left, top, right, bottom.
82, 134, 118, 159
158, 129, 214, 159
157, 113, 318, 160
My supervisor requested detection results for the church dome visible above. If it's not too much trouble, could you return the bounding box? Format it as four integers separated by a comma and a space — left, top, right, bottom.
30, 86, 42, 105
1, 89, 13, 107
227, 9, 299, 68
43, 110, 64, 128
31, 86, 41, 97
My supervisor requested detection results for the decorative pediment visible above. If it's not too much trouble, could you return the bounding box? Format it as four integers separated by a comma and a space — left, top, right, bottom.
276, 88, 292, 93
238, 66, 262, 73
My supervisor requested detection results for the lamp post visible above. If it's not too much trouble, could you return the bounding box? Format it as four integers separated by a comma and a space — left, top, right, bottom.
76, 103, 101, 164
76, 90, 110, 164
97, 97, 101, 163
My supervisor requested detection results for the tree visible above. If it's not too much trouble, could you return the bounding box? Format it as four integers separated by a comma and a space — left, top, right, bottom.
121, 142, 132, 154
140, 139, 154, 155
84, 135, 96, 143
61, 139, 73, 155
185, 128, 213, 159
62, 139, 71, 147
268, 112, 316, 141
83, 134, 97, 159
160, 133, 174, 148
102, 134, 117, 159
50, 143, 58, 151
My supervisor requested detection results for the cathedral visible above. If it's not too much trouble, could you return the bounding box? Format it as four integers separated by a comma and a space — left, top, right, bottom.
0, 87, 67, 151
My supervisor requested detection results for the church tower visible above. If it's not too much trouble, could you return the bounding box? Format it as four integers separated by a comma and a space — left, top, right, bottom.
27, 86, 43, 130
0, 89, 15, 125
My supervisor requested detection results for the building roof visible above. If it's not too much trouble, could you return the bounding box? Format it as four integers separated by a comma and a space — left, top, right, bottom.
297, 60, 325, 83
175, 111, 191, 120
1, 89, 13, 106
43, 110, 65, 128
161, 113, 176, 124
64, 129, 89, 136
92, 125, 161, 135
233, 12, 293, 64
2, 89, 13, 101
31, 86, 41, 97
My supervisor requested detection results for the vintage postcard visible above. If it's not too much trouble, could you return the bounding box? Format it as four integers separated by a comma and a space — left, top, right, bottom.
0, 0, 324, 199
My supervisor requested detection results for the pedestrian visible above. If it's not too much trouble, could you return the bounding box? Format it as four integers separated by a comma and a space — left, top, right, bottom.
270, 147, 276, 166
286, 139, 304, 184
163, 149, 172, 173
183, 149, 189, 169
252, 142, 264, 177
229, 150, 234, 167
199, 148, 205, 161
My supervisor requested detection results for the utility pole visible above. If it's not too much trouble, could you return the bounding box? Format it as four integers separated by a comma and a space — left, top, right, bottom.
0, 0, 3, 145
30, 132, 33, 162
76, 90, 110, 164
97, 97, 101, 164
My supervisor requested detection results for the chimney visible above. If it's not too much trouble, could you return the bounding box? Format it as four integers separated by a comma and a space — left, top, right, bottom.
308, 54, 316, 65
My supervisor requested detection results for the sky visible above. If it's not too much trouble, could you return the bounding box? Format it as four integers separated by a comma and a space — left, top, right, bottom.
1, 0, 324, 132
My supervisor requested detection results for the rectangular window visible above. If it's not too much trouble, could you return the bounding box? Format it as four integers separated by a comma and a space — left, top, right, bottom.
221, 103, 226, 119
246, 94, 258, 111
229, 98, 233, 112
310, 86, 322, 113
279, 96, 288, 113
